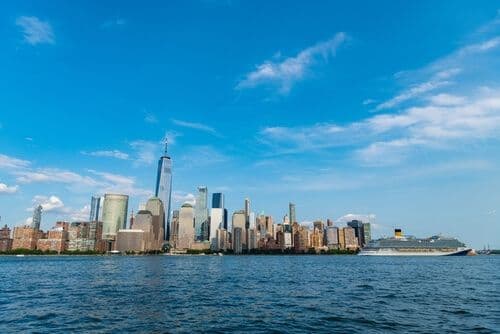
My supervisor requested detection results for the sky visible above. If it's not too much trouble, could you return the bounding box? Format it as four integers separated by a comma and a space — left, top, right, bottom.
1, 1, 500, 249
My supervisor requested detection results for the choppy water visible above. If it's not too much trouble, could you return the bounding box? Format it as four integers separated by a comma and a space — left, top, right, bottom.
0, 255, 499, 333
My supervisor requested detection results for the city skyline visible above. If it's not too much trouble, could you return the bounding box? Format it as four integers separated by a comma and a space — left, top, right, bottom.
1, 1, 500, 249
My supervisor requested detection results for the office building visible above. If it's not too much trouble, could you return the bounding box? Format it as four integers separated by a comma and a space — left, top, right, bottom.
212, 192, 224, 209
145, 197, 165, 248
232, 210, 246, 251
155, 139, 173, 241
347, 220, 365, 247
210, 208, 224, 250
293, 226, 310, 253
363, 223, 372, 245
233, 227, 243, 254
177, 203, 195, 249
343, 227, 359, 250
194, 186, 209, 241
101, 194, 129, 248
326, 226, 339, 249
30, 205, 42, 230
289, 203, 296, 225
89, 196, 101, 222
216, 228, 229, 251
116, 229, 144, 253
170, 210, 180, 248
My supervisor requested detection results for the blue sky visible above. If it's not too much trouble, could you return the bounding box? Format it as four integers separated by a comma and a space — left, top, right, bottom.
1, 1, 500, 248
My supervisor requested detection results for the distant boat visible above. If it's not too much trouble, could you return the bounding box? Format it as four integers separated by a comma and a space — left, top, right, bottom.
359, 229, 474, 256
218, 252, 224, 256
16, 254, 25, 257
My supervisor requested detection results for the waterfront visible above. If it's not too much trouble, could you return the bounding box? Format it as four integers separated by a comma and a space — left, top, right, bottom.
1, 256, 499, 333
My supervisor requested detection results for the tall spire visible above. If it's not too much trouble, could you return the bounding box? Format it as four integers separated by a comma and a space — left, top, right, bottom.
164, 137, 168, 156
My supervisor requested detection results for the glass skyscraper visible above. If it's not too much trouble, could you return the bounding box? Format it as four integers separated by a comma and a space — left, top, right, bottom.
89, 196, 101, 222
195, 186, 208, 241
212, 192, 224, 209
155, 140, 173, 242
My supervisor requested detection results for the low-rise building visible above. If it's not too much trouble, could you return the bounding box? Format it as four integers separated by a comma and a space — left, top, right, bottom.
0, 225, 13, 252
12, 226, 42, 250
37, 227, 68, 253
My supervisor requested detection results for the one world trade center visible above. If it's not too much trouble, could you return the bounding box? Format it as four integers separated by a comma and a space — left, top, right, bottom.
155, 139, 173, 243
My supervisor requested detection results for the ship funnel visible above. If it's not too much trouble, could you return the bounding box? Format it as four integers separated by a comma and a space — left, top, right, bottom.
395, 229, 403, 238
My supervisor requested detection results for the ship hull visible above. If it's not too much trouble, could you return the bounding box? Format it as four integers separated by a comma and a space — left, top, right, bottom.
358, 247, 473, 256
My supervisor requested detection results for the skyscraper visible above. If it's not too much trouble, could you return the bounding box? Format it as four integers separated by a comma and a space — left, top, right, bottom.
30, 205, 42, 230
89, 196, 101, 222
101, 194, 129, 243
155, 139, 173, 242
347, 220, 365, 247
289, 203, 296, 225
177, 203, 195, 249
232, 210, 246, 251
210, 193, 226, 250
244, 198, 250, 229
212, 193, 224, 209
145, 197, 166, 247
194, 186, 208, 241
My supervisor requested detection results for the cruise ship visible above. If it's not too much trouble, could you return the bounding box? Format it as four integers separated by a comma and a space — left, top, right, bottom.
358, 229, 474, 256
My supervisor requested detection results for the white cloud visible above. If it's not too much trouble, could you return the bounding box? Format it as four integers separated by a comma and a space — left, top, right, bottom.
129, 140, 159, 166
260, 87, 500, 165
172, 119, 220, 136
15, 168, 99, 186
427, 93, 466, 106
236, 32, 347, 93
81, 150, 129, 160
16, 16, 54, 45
172, 191, 196, 205
87, 170, 152, 197
70, 205, 91, 221
29, 195, 66, 213
0, 183, 18, 194
0, 154, 30, 169
374, 68, 461, 111
336, 214, 376, 224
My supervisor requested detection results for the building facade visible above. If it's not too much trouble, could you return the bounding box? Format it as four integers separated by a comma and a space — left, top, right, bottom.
101, 194, 129, 248
177, 203, 195, 249
194, 186, 208, 241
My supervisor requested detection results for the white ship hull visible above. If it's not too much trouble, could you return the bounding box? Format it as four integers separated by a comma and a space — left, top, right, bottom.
358, 247, 472, 256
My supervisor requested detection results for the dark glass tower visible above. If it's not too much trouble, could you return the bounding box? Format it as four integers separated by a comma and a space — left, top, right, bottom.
155, 140, 173, 242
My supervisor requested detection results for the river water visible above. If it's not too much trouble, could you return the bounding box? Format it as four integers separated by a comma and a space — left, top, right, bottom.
0, 255, 499, 333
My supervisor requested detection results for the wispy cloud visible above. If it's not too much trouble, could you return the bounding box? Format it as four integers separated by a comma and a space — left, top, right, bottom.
129, 140, 159, 166
373, 68, 461, 111
81, 150, 129, 160
179, 146, 228, 167
144, 113, 158, 124
102, 17, 126, 28
261, 20, 500, 165
0, 183, 18, 194
0, 154, 30, 169
260, 87, 500, 165
236, 32, 347, 93
172, 191, 196, 205
172, 119, 221, 137
16, 16, 54, 45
